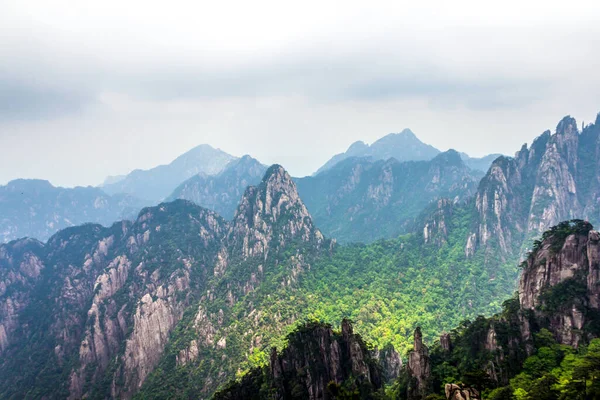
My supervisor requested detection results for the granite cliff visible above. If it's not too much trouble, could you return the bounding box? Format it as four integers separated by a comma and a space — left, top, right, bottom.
467, 114, 600, 258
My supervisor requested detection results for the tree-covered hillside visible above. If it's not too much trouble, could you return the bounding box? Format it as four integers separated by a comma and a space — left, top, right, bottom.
216, 220, 600, 400
136, 196, 520, 399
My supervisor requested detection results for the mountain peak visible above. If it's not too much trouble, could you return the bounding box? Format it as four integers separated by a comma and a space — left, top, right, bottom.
226, 155, 264, 173
346, 140, 368, 155
101, 144, 236, 202
556, 115, 578, 136
261, 164, 294, 188
431, 149, 463, 166
166, 155, 267, 220
231, 165, 322, 258
374, 129, 419, 145
314, 129, 440, 175
400, 128, 417, 138
6, 179, 54, 191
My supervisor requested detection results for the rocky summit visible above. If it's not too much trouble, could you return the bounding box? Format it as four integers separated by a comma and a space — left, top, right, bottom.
467, 114, 600, 258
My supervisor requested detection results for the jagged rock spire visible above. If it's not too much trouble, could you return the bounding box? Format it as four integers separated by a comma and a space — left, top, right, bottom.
407, 327, 431, 399
229, 164, 323, 260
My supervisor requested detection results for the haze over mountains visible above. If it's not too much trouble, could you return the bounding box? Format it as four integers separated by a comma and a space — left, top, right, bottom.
315, 128, 502, 175
101, 144, 236, 202
2, 113, 600, 399
297, 149, 482, 243
0, 130, 501, 244
0, 180, 145, 243
167, 155, 269, 220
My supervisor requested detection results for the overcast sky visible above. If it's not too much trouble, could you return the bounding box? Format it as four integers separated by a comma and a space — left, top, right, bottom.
1, 0, 599, 187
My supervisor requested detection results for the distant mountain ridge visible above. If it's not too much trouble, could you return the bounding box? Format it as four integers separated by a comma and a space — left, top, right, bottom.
297, 149, 482, 243
167, 155, 268, 220
315, 129, 502, 175
101, 144, 236, 202
0, 179, 145, 243
168, 151, 482, 243
459, 152, 504, 173
314, 129, 440, 175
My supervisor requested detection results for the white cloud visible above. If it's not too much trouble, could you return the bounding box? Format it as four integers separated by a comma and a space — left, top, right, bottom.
0, 0, 599, 186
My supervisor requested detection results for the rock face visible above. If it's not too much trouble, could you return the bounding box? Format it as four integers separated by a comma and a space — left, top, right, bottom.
467, 114, 600, 257
440, 333, 452, 352
407, 327, 431, 399
167, 155, 268, 220
0, 200, 229, 399
0, 238, 45, 354
422, 198, 455, 246
372, 344, 403, 382
395, 219, 600, 400
215, 320, 384, 400
138, 163, 330, 399
297, 150, 480, 243
519, 220, 599, 347
272, 320, 381, 399
0, 179, 144, 243
445, 384, 480, 400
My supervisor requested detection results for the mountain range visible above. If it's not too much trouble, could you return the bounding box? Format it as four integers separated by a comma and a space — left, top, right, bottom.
314, 128, 501, 175
0, 130, 499, 244
2, 113, 600, 399
296, 150, 482, 243
0, 179, 145, 243
101, 144, 236, 202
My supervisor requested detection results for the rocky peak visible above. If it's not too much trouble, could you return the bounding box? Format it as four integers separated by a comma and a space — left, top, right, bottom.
314, 128, 441, 175
466, 113, 600, 259
232, 154, 264, 170
407, 327, 431, 399
518, 220, 599, 346
229, 165, 323, 259
346, 140, 369, 155
101, 143, 235, 202
556, 116, 579, 136
216, 320, 382, 400
440, 333, 453, 352
372, 343, 403, 382
430, 149, 464, 167
166, 155, 267, 220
